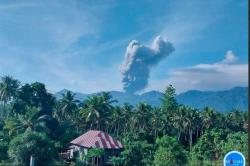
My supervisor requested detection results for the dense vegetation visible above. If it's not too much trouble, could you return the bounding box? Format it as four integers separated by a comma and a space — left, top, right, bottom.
0, 75, 248, 166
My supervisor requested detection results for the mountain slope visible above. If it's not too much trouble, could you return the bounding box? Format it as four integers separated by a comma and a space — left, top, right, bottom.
176, 87, 248, 112
55, 87, 248, 112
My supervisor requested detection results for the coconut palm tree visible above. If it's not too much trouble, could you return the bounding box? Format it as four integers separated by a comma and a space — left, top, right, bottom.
172, 105, 188, 141
120, 103, 133, 134
201, 107, 216, 133
54, 91, 79, 122
185, 107, 199, 152
110, 106, 123, 136
134, 103, 152, 131
4, 106, 51, 136
226, 109, 245, 131
99, 92, 117, 105
0, 75, 20, 104
80, 92, 115, 130
150, 107, 163, 138
80, 96, 102, 130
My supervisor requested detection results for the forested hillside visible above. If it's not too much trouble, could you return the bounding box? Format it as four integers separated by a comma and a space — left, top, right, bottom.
55, 87, 248, 112
0, 75, 248, 166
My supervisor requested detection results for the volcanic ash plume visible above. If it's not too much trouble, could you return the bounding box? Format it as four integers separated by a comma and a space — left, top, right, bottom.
120, 36, 175, 94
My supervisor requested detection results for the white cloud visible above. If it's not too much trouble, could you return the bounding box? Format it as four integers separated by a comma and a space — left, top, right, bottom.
146, 51, 248, 93
221, 50, 238, 64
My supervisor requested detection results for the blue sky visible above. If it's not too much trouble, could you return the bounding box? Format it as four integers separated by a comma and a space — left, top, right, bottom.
0, 0, 248, 94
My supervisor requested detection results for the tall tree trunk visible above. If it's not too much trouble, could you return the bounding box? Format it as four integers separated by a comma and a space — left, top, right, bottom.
189, 128, 193, 152
30, 155, 35, 166
177, 129, 181, 141
196, 128, 199, 140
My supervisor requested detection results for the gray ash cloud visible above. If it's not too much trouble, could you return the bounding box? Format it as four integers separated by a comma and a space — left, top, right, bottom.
120, 36, 174, 94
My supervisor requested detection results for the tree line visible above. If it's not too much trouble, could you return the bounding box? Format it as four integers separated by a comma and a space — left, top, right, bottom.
0, 75, 248, 166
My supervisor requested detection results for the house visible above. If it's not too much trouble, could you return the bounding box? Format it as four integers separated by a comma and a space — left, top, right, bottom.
67, 130, 124, 166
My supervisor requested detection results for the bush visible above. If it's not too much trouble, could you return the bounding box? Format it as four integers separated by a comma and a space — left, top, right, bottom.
8, 131, 56, 166
154, 136, 187, 166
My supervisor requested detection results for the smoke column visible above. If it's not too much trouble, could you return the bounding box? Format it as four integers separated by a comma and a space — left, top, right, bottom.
120, 36, 174, 94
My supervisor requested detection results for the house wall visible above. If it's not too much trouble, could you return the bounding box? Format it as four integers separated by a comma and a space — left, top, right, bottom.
69, 145, 123, 166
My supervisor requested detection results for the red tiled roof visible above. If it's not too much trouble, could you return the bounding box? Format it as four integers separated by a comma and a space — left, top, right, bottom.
70, 130, 124, 149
